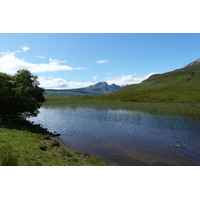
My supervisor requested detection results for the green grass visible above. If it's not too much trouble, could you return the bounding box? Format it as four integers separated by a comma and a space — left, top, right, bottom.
1, 146, 20, 166
95, 63, 200, 103
0, 120, 107, 166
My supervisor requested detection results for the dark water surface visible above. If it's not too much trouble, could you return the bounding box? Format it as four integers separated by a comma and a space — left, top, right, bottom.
28, 105, 200, 166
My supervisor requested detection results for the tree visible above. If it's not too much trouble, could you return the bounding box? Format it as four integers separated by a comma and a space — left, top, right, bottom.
0, 72, 15, 119
0, 69, 45, 120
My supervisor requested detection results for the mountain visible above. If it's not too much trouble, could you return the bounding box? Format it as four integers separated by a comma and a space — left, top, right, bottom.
88, 82, 121, 92
87, 59, 200, 102
44, 82, 123, 97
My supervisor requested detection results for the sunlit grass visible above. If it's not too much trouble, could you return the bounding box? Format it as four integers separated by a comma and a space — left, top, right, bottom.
0, 121, 107, 166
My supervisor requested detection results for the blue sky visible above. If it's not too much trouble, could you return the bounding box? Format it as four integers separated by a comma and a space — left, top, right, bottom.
1, 33, 200, 89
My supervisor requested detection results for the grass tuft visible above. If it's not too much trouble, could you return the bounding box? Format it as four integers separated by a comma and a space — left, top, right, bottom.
85, 157, 102, 165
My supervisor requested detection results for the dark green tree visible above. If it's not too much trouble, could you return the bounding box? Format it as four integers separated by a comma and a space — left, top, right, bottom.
0, 72, 15, 119
0, 69, 45, 120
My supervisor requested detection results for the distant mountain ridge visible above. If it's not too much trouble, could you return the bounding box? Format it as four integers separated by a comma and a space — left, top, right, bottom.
44, 82, 123, 97
88, 82, 121, 92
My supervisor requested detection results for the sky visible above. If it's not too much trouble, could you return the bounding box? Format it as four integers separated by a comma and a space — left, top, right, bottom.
1, 33, 200, 89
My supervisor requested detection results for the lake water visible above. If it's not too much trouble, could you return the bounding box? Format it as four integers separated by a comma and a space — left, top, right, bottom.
28, 105, 200, 166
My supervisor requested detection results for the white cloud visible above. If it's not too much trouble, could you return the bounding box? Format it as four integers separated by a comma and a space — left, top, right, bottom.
39, 73, 156, 89
105, 73, 156, 86
39, 76, 93, 89
93, 75, 98, 80
38, 56, 45, 59
0, 51, 85, 74
49, 58, 66, 63
49, 58, 57, 62
96, 59, 110, 64
21, 46, 30, 52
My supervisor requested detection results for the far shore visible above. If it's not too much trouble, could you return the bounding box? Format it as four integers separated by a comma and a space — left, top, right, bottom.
44, 97, 200, 118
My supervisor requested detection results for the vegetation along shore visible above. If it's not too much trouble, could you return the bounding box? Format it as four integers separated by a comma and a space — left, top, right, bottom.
0, 119, 106, 166
0, 69, 106, 166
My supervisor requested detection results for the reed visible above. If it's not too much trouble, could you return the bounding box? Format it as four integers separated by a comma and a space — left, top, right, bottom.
44, 98, 200, 118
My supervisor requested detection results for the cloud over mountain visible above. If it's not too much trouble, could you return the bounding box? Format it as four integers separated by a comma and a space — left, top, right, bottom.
105, 73, 156, 86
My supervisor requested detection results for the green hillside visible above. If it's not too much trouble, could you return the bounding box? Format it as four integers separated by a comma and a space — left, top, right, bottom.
83, 59, 200, 102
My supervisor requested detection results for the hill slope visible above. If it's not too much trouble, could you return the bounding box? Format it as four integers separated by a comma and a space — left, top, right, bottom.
44, 82, 122, 97
87, 59, 200, 102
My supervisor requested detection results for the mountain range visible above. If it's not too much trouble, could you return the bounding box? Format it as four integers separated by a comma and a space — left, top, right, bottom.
44, 82, 123, 97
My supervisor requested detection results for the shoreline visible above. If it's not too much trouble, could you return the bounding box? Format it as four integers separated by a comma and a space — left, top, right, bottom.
26, 119, 94, 162
26, 119, 106, 164
0, 118, 107, 166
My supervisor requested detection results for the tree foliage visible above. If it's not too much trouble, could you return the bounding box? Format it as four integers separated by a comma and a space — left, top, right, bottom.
0, 69, 45, 120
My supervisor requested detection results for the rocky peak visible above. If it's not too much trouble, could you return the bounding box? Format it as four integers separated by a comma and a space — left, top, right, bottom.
88, 82, 121, 92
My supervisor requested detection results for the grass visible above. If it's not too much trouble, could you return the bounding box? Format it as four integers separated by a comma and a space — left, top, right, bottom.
1, 146, 20, 166
0, 119, 107, 166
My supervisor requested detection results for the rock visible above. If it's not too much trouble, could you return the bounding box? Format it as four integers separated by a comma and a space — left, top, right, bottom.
176, 144, 183, 148
40, 146, 47, 151
44, 136, 50, 140
52, 141, 60, 147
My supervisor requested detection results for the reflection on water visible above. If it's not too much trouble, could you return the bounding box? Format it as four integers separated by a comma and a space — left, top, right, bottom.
28, 105, 200, 166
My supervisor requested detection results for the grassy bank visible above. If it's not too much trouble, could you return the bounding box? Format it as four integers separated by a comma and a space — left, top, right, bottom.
44, 96, 200, 118
0, 119, 107, 166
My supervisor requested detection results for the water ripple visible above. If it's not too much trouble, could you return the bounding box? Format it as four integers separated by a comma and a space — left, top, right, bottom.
28, 106, 200, 166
